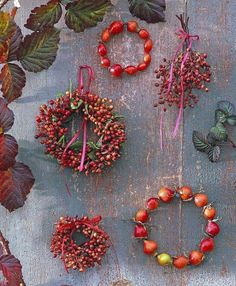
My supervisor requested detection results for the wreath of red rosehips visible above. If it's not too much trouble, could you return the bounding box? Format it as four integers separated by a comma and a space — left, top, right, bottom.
133, 186, 220, 269
51, 215, 110, 273
98, 20, 153, 77
35, 66, 126, 175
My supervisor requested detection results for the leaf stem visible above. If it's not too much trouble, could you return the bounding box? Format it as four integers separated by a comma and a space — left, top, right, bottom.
228, 137, 236, 148
0, 0, 10, 9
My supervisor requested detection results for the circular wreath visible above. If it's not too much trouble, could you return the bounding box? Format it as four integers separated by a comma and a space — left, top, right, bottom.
132, 186, 220, 269
36, 66, 126, 175
51, 215, 110, 272
98, 20, 153, 77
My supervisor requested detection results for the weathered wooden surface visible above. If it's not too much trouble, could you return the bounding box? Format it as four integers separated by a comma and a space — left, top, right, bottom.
0, 0, 236, 285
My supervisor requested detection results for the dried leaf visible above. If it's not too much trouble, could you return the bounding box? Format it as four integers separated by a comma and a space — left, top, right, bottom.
217, 100, 235, 117
7, 26, 23, 62
0, 134, 18, 171
128, 0, 166, 23
207, 146, 221, 162
0, 98, 14, 133
19, 27, 60, 72
0, 63, 26, 103
0, 11, 16, 46
0, 41, 9, 64
65, 0, 112, 33
192, 131, 210, 152
0, 162, 35, 212
25, 0, 62, 31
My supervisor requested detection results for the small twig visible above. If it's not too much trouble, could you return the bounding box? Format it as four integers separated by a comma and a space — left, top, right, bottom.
0, 0, 11, 9
228, 137, 236, 148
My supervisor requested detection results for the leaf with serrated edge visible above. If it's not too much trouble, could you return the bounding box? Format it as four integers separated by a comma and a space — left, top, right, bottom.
128, 0, 166, 23
0, 98, 14, 133
0, 12, 17, 45
0, 63, 26, 103
25, 0, 62, 31
65, 0, 112, 33
217, 100, 235, 116
210, 122, 227, 141
215, 109, 227, 124
192, 131, 210, 152
0, 162, 35, 212
7, 26, 23, 62
227, 115, 236, 126
207, 146, 221, 162
0, 134, 18, 171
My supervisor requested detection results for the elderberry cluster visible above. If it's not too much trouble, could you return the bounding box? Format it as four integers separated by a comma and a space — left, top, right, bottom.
154, 50, 211, 110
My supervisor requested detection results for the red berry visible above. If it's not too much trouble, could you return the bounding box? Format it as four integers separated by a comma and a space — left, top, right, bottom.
199, 237, 214, 252
144, 54, 151, 65
135, 209, 149, 223
146, 197, 159, 210
98, 43, 107, 56
139, 29, 150, 39
189, 250, 204, 265
144, 39, 153, 53
137, 63, 148, 71
205, 221, 220, 237
194, 193, 208, 207
158, 187, 175, 203
203, 206, 216, 220
127, 21, 139, 32
101, 28, 110, 42
173, 256, 189, 269
143, 240, 158, 255
134, 225, 148, 238
177, 186, 193, 201
101, 57, 110, 67
109, 64, 123, 77
109, 21, 124, 34
124, 65, 138, 75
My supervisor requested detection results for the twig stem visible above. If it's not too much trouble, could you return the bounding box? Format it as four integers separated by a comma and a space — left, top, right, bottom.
0, 0, 11, 9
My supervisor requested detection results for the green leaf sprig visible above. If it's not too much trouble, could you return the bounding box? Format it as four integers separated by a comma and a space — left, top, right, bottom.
193, 101, 236, 162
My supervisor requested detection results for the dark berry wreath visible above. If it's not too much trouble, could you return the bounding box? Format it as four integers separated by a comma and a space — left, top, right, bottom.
51, 215, 110, 272
36, 66, 126, 175
132, 186, 220, 269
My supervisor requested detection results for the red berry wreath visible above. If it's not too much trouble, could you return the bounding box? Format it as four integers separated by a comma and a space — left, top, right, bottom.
133, 186, 220, 269
51, 215, 110, 272
36, 66, 126, 175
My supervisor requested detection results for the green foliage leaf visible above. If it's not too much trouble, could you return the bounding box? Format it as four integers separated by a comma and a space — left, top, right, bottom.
207, 146, 221, 162
210, 122, 227, 141
25, 0, 62, 31
227, 115, 236, 126
65, 0, 112, 33
215, 109, 227, 124
7, 26, 23, 62
128, 0, 166, 23
0, 63, 26, 103
70, 141, 83, 150
19, 27, 60, 72
192, 131, 210, 152
217, 100, 235, 116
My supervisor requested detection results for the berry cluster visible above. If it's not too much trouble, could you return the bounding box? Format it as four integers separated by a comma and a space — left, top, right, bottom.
51, 216, 110, 272
35, 90, 126, 175
98, 20, 153, 77
154, 50, 211, 110
133, 186, 220, 269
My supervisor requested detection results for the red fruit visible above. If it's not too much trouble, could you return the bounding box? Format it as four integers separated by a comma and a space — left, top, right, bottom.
144, 39, 153, 53
203, 206, 216, 220
98, 43, 107, 56
143, 240, 158, 255
124, 66, 138, 75
158, 187, 175, 203
177, 186, 193, 201
109, 21, 124, 34
135, 209, 149, 223
134, 224, 148, 238
144, 54, 151, 65
194, 193, 208, 208
127, 21, 139, 32
189, 250, 204, 265
173, 256, 189, 269
139, 29, 150, 39
199, 237, 214, 252
109, 64, 123, 77
137, 63, 147, 71
205, 221, 220, 237
146, 197, 159, 210
101, 28, 110, 42
101, 57, 110, 67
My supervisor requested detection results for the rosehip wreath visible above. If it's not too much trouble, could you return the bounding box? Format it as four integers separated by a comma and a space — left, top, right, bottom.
51, 215, 110, 272
98, 20, 153, 77
36, 65, 126, 175
133, 186, 220, 269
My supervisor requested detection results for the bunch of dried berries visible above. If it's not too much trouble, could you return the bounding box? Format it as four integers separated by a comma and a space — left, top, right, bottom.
51, 215, 110, 272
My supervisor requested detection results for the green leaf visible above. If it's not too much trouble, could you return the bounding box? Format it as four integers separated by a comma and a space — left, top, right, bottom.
87, 150, 96, 160
217, 101, 235, 116
128, 0, 166, 23
0, 12, 17, 46
7, 26, 23, 62
207, 146, 221, 162
70, 141, 83, 150
19, 27, 60, 72
226, 115, 236, 126
65, 0, 112, 33
192, 131, 210, 152
210, 122, 227, 141
215, 109, 227, 124
0, 63, 26, 103
70, 99, 83, 109
25, 0, 62, 31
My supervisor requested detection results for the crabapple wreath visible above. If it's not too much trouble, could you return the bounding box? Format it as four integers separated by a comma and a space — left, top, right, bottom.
98, 20, 153, 77
133, 186, 220, 269
36, 66, 126, 175
51, 215, 110, 272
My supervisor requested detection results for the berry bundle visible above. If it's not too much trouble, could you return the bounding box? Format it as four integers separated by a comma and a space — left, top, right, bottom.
133, 186, 220, 269
51, 215, 110, 272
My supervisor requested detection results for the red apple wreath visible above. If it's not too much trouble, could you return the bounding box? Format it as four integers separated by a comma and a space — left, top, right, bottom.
133, 186, 220, 269
36, 66, 126, 175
